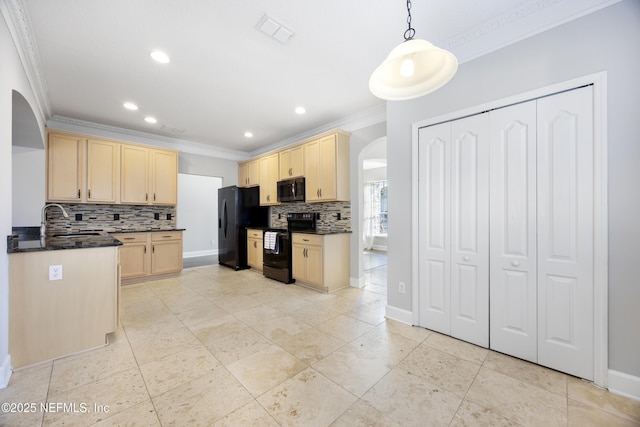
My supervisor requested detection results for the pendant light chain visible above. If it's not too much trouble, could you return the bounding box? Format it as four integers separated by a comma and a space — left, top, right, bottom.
404, 0, 416, 41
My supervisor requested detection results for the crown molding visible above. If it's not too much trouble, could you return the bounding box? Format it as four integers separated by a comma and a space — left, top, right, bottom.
249, 102, 387, 158
2, 0, 51, 120
443, 0, 622, 63
47, 115, 251, 161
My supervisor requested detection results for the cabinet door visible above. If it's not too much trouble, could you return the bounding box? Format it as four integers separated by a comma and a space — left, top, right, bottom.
305, 245, 323, 287
238, 162, 249, 187
291, 243, 308, 281
151, 150, 178, 205
279, 146, 304, 179
317, 135, 337, 200
259, 153, 279, 205
151, 240, 183, 274
121, 145, 149, 204
305, 140, 321, 202
305, 135, 339, 201
86, 139, 119, 203
247, 237, 263, 270
119, 243, 149, 279
47, 133, 84, 202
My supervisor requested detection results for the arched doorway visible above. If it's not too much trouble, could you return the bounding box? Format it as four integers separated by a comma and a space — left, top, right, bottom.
358, 136, 387, 295
11, 90, 45, 226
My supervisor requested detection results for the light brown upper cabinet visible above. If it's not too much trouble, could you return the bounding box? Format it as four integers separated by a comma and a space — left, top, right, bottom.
120, 145, 149, 204
150, 149, 178, 205
121, 146, 177, 205
278, 145, 304, 179
48, 131, 178, 206
304, 131, 350, 202
259, 153, 279, 206
238, 159, 259, 187
47, 132, 119, 204
86, 139, 120, 204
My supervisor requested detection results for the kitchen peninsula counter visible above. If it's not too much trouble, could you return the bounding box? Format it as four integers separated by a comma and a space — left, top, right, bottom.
8, 227, 121, 368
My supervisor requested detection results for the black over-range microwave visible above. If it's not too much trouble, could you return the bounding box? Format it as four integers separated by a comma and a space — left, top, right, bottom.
277, 177, 305, 203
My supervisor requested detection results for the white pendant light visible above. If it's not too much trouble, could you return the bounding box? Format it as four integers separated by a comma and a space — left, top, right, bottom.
369, 0, 458, 101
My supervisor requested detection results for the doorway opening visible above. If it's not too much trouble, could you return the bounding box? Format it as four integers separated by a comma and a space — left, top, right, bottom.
361, 137, 387, 295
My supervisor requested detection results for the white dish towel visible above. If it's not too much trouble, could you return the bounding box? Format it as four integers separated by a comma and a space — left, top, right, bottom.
263, 231, 279, 253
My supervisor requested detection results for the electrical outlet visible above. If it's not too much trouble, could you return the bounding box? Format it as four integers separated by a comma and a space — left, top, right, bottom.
398, 282, 406, 294
49, 265, 63, 281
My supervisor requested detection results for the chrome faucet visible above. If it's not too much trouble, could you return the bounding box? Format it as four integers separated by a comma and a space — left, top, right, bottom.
40, 203, 70, 238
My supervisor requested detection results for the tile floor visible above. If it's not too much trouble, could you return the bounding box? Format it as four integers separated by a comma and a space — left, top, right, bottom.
1, 264, 639, 426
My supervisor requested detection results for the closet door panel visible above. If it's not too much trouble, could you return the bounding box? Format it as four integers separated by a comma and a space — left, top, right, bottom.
489, 101, 537, 361
450, 114, 489, 347
537, 86, 594, 380
418, 122, 451, 334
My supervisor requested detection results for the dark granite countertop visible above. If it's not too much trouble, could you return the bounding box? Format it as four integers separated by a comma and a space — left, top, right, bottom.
8, 233, 122, 254
7, 226, 185, 253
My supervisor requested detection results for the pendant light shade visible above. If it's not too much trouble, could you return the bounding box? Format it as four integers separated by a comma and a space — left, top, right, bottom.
369, 39, 458, 100
369, 1, 458, 100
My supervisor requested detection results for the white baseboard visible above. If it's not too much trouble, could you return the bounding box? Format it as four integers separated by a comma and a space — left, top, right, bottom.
183, 250, 217, 258
385, 305, 413, 325
0, 355, 11, 389
350, 276, 365, 288
608, 369, 640, 401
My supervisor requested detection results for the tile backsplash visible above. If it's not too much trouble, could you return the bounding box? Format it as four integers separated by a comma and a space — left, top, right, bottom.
44, 204, 177, 236
43, 201, 350, 236
270, 201, 351, 232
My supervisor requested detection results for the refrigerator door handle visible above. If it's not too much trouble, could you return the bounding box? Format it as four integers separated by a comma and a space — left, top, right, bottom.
222, 199, 228, 238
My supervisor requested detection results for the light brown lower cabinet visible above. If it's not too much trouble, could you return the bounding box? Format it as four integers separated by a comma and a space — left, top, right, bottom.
291, 232, 350, 292
114, 230, 183, 283
247, 229, 264, 271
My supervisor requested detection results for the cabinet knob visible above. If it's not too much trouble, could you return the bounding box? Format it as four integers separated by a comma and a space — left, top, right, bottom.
463, 256, 470, 262
511, 260, 520, 267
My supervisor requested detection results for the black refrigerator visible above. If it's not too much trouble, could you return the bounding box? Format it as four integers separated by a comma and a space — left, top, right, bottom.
218, 186, 269, 270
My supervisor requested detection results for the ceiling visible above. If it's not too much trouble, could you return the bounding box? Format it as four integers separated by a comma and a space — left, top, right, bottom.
13, 0, 618, 156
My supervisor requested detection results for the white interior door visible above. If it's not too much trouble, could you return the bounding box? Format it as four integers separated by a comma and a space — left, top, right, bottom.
537, 86, 594, 380
418, 114, 489, 347
450, 115, 490, 347
418, 122, 451, 334
489, 101, 538, 361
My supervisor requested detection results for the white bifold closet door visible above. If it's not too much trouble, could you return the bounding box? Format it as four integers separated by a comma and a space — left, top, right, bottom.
489, 100, 538, 362
489, 86, 594, 379
418, 113, 489, 347
536, 87, 594, 380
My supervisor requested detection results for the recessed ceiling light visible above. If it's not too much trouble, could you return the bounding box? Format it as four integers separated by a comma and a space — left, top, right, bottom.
244, 131, 254, 138
144, 116, 157, 124
295, 106, 306, 115
123, 102, 138, 111
150, 50, 170, 64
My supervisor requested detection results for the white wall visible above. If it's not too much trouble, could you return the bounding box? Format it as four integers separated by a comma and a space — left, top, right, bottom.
11, 148, 44, 226
0, 5, 47, 387
177, 173, 222, 257
386, 0, 640, 378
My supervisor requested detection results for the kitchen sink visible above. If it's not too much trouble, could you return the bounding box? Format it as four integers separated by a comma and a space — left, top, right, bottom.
52, 232, 101, 237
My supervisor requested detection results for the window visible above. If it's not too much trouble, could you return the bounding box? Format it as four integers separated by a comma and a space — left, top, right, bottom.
364, 180, 387, 236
